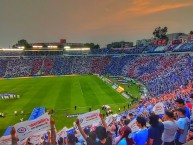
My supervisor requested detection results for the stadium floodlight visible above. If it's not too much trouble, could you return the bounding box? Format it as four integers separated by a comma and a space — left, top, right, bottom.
18, 46, 25, 49
81, 48, 90, 51
48, 45, 58, 48
32, 45, 43, 48
1, 48, 24, 51
64, 46, 71, 49
64, 47, 90, 51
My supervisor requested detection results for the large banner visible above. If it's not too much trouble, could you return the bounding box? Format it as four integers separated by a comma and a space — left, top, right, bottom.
0, 135, 11, 145
77, 109, 101, 128
27, 131, 46, 145
105, 115, 114, 126
128, 118, 139, 132
153, 102, 164, 115
17, 131, 47, 145
14, 113, 50, 141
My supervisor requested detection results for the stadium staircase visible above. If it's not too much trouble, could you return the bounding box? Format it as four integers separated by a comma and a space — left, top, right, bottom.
173, 43, 184, 51
154, 45, 166, 52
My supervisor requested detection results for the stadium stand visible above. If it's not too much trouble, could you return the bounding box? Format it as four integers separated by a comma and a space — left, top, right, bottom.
153, 45, 166, 52
31, 58, 43, 75
143, 46, 157, 53
173, 43, 184, 51
3, 83, 193, 144
0, 59, 7, 77
0, 53, 193, 97
1, 43, 193, 144
174, 43, 193, 52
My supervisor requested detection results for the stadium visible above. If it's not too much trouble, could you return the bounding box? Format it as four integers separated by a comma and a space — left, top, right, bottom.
1, 0, 193, 144
1, 37, 193, 144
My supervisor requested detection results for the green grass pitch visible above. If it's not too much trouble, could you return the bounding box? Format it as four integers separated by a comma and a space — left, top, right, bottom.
0, 75, 131, 136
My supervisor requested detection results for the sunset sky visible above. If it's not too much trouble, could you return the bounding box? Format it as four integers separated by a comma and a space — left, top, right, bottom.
0, 0, 193, 47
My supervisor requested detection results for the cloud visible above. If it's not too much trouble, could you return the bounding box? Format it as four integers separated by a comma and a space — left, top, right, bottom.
123, 0, 193, 16
61, 0, 193, 34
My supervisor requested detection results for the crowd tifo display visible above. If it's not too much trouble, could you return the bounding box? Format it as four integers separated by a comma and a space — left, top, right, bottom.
1, 42, 193, 145
0, 53, 193, 97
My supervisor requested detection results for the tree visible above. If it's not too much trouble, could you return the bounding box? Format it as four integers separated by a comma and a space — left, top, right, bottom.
84, 43, 100, 49
93, 44, 100, 49
13, 39, 31, 48
153, 26, 168, 40
190, 31, 193, 35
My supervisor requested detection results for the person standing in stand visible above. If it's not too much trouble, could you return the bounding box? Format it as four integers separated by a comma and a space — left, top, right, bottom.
133, 116, 148, 145
175, 108, 190, 145
148, 114, 164, 145
175, 98, 190, 119
162, 110, 178, 145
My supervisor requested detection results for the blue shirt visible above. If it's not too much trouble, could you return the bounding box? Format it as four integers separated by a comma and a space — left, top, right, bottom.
133, 128, 148, 145
148, 122, 164, 145
117, 138, 127, 145
184, 106, 191, 119
176, 117, 190, 143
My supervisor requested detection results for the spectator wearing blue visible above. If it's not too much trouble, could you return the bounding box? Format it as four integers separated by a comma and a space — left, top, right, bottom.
175, 98, 191, 119
77, 127, 90, 144
148, 114, 164, 145
175, 108, 190, 145
133, 116, 148, 145
190, 94, 193, 120
190, 94, 193, 131
162, 110, 178, 145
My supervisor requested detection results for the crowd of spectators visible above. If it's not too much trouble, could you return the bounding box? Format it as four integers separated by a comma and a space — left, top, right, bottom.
124, 54, 193, 97
0, 53, 193, 97
1, 44, 193, 144
4, 82, 193, 145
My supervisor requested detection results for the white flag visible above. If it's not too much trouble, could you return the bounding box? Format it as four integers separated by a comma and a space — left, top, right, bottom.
78, 109, 100, 128
105, 115, 114, 126
128, 118, 139, 132
14, 113, 50, 141
57, 127, 67, 141
153, 102, 164, 115
0, 135, 11, 145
